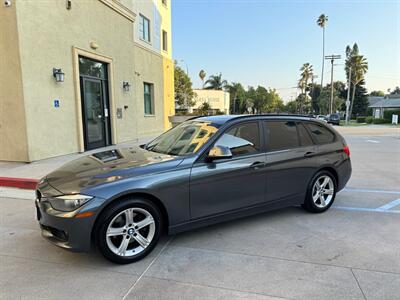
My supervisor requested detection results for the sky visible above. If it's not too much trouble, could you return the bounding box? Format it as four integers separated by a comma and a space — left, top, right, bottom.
172, 0, 400, 102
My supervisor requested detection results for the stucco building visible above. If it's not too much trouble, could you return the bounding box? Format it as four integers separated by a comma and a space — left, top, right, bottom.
191, 89, 230, 115
0, 0, 174, 162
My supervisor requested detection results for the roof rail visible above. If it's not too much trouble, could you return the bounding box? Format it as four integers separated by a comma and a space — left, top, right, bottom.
225, 113, 315, 122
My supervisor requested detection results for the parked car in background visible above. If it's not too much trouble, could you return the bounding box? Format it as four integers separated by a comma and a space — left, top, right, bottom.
316, 115, 328, 122
327, 113, 341, 125
35, 115, 352, 264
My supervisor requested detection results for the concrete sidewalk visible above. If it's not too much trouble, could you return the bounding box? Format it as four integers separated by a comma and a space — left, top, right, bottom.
0, 136, 155, 189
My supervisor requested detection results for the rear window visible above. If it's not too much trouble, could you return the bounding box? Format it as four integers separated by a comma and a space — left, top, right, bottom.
305, 122, 335, 144
265, 121, 299, 151
297, 122, 314, 146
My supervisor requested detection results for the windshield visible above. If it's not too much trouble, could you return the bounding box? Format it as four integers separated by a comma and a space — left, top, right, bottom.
145, 120, 220, 156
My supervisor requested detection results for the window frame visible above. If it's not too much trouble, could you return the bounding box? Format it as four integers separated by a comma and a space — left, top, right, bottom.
143, 82, 154, 115
196, 120, 265, 163
139, 14, 151, 43
303, 121, 336, 145
161, 0, 167, 7
162, 30, 168, 52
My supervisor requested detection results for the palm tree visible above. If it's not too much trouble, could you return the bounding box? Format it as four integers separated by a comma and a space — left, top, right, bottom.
298, 63, 313, 113
199, 70, 206, 88
204, 73, 227, 90
225, 82, 244, 114
317, 14, 328, 88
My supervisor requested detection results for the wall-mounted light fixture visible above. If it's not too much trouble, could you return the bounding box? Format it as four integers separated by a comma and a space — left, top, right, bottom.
53, 68, 65, 83
123, 81, 131, 92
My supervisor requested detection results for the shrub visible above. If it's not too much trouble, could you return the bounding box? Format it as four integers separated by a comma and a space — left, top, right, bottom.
356, 116, 366, 123
383, 109, 400, 121
366, 116, 373, 124
372, 118, 390, 124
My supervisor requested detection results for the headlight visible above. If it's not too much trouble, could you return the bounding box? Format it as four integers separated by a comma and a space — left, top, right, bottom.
47, 194, 93, 212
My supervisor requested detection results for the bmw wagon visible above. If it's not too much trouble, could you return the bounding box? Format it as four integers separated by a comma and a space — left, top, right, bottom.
35, 115, 351, 264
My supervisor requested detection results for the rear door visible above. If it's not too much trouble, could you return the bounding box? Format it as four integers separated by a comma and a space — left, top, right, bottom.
264, 120, 318, 202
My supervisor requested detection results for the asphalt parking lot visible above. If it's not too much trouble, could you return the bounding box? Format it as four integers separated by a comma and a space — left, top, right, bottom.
1, 131, 399, 300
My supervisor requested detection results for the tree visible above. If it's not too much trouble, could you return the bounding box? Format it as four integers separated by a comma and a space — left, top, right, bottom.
390, 86, 400, 95
317, 14, 328, 87
199, 70, 206, 88
284, 100, 298, 114
298, 63, 313, 113
226, 82, 246, 114
351, 80, 369, 116
198, 101, 211, 115
370, 90, 385, 97
204, 73, 227, 90
309, 83, 321, 113
174, 63, 196, 109
317, 85, 344, 115
345, 43, 368, 118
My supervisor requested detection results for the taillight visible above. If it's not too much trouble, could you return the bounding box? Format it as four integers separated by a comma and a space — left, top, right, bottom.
343, 145, 350, 156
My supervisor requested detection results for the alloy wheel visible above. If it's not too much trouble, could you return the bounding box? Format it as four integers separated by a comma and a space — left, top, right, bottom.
312, 175, 335, 208
106, 207, 155, 257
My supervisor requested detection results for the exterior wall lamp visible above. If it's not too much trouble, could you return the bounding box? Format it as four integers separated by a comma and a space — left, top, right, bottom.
53, 68, 65, 83
123, 81, 131, 92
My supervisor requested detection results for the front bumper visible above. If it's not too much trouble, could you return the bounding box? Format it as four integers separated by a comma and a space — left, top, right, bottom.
35, 196, 98, 252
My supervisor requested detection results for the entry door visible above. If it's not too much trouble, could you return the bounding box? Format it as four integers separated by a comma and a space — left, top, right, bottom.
81, 77, 109, 150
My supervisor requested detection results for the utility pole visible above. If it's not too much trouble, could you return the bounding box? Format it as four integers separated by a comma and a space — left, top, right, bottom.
345, 67, 352, 125
325, 54, 341, 114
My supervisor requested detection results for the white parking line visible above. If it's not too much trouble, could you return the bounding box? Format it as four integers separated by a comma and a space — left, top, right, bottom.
342, 188, 400, 195
366, 139, 380, 143
376, 198, 400, 211
334, 206, 400, 214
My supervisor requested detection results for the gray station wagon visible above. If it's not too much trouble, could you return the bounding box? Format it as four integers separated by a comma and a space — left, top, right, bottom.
35, 115, 352, 264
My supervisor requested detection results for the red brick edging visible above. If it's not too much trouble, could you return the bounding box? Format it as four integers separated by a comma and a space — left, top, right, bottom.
0, 177, 38, 190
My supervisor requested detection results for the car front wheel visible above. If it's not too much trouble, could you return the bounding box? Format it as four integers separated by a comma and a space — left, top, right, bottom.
303, 171, 337, 213
96, 198, 162, 264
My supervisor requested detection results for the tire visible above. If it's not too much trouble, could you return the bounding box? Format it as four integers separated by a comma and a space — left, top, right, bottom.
95, 197, 162, 264
303, 170, 337, 213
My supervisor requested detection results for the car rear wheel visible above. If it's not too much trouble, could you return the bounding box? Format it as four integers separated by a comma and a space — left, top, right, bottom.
303, 171, 337, 213
96, 198, 162, 264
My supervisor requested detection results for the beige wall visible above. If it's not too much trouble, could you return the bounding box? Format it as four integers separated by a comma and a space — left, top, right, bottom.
8, 0, 170, 162
0, 3, 29, 161
192, 89, 230, 113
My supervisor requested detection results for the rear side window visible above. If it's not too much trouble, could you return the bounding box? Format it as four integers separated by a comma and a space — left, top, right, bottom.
215, 122, 260, 157
265, 121, 299, 151
297, 122, 314, 146
305, 123, 335, 144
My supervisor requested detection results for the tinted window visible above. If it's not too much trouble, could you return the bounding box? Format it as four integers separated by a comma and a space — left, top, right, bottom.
297, 123, 314, 146
265, 121, 299, 151
305, 123, 335, 144
215, 122, 260, 157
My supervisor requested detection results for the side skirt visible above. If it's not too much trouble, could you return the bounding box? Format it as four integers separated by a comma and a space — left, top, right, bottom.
168, 194, 303, 235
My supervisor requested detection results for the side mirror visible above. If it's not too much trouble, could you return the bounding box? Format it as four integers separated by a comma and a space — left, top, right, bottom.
207, 145, 232, 160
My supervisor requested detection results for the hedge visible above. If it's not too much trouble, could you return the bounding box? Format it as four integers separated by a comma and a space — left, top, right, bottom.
383, 109, 400, 121
366, 116, 373, 124
356, 116, 366, 123
372, 118, 390, 124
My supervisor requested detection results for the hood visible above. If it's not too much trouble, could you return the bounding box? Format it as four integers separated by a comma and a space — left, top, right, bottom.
45, 146, 183, 194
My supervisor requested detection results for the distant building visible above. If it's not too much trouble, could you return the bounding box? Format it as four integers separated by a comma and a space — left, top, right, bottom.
368, 95, 400, 118
0, 0, 174, 162
191, 89, 230, 115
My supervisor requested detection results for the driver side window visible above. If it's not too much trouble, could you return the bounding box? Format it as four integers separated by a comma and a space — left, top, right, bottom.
215, 122, 260, 157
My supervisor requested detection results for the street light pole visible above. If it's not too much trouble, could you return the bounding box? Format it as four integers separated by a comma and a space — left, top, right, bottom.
325, 54, 341, 114
345, 67, 352, 125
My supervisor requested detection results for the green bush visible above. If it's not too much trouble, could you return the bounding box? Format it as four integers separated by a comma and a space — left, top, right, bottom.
366, 116, 373, 124
356, 116, 366, 123
372, 118, 390, 124
383, 109, 400, 121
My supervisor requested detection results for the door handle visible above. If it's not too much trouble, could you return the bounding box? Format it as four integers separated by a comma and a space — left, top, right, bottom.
304, 151, 315, 157
249, 161, 266, 169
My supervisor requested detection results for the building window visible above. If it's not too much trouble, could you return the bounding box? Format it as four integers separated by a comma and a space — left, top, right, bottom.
139, 14, 150, 43
144, 83, 154, 115
162, 30, 168, 51
162, 0, 167, 6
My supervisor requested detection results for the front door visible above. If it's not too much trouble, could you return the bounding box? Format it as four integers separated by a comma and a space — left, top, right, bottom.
190, 121, 267, 219
79, 57, 111, 150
